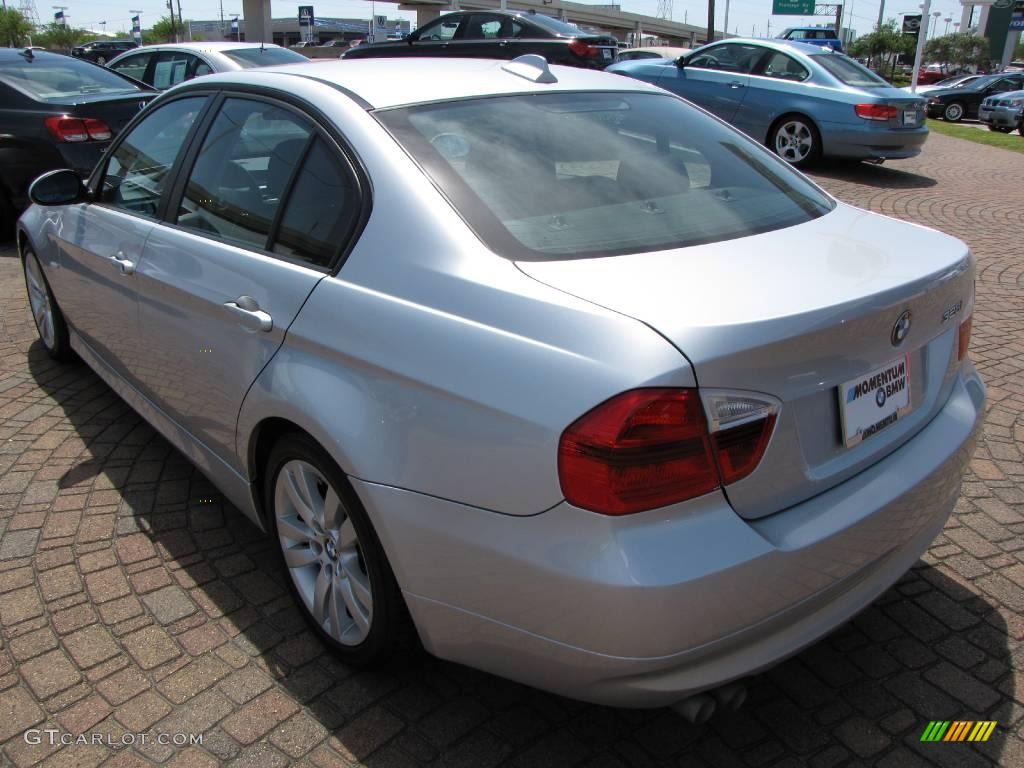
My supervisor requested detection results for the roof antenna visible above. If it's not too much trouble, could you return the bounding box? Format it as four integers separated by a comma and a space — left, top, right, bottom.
21, 48, 35, 61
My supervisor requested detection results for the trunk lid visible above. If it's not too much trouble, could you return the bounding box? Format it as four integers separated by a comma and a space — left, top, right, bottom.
61, 92, 156, 135
517, 203, 974, 519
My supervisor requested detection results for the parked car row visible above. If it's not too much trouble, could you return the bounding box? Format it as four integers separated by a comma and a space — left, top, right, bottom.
924, 72, 1024, 122
15, 55, 984, 710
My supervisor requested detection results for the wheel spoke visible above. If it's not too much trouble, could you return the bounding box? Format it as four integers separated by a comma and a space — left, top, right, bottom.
323, 487, 343, 532
282, 542, 318, 568
338, 570, 371, 637
337, 518, 357, 551
277, 513, 316, 546
312, 565, 331, 625
342, 554, 373, 610
329, 573, 348, 639
284, 464, 321, 529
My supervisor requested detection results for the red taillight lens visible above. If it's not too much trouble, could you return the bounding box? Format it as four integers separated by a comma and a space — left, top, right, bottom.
958, 315, 972, 361
568, 39, 598, 58
45, 116, 89, 142
855, 104, 898, 121
83, 118, 112, 141
559, 389, 718, 515
711, 415, 777, 485
44, 116, 112, 142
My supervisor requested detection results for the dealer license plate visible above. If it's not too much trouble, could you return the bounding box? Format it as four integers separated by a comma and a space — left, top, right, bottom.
903, 110, 917, 125
602, 48, 612, 60
838, 355, 912, 448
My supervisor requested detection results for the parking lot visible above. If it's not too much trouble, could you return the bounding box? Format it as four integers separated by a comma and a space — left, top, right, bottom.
0, 131, 1022, 767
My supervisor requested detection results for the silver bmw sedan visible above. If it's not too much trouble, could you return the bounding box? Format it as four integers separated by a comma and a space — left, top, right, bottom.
16, 55, 984, 711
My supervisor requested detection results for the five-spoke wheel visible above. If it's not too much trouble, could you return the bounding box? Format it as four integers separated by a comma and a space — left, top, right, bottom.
770, 116, 820, 168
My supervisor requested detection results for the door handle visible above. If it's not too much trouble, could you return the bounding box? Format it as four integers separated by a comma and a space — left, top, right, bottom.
224, 296, 273, 332
110, 251, 135, 275
729, 81, 744, 89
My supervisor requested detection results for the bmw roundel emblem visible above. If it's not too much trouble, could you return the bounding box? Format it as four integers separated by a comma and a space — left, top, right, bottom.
876, 388, 887, 407
891, 311, 911, 347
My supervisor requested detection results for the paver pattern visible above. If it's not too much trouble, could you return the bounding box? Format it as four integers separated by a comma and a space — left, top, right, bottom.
1, 132, 1022, 768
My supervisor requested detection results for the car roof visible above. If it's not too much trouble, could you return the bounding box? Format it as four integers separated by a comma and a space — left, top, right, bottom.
188, 57, 665, 110
128, 42, 284, 52
697, 37, 827, 57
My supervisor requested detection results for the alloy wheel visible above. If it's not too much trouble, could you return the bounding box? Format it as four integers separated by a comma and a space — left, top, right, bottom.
275, 459, 373, 645
24, 255, 55, 350
774, 120, 814, 164
944, 103, 964, 121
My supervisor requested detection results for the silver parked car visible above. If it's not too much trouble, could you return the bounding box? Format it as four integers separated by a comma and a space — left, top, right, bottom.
608, 39, 928, 167
105, 42, 308, 90
17, 56, 984, 711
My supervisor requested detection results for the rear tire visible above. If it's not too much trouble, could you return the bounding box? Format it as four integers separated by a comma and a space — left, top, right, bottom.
768, 114, 822, 169
988, 124, 1012, 133
943, 102, 965, 122
22, 248, 72, 361
265, 433, 418, 667
96, 55, 107, 65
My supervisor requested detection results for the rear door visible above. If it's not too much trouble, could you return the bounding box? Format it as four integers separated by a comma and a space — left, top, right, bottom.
51, 95, 208, 382
459, 13, 528, 59
134, 95, 365, 472
735, 49, 812, 138
657, 43, 764, 121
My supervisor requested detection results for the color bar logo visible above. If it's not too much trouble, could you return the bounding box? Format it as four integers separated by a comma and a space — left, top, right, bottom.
920, 721, 997, 742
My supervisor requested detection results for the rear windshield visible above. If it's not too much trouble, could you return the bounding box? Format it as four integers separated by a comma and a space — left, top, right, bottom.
0, 55, 144, 100
524, 14, 590, 36
378, 92, 833, 260
221, 47, 308, 68
811, 53, 889, 87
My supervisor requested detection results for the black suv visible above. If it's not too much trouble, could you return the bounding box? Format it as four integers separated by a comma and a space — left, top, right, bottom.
71, 40, 138, 65
343, 10, 619, 69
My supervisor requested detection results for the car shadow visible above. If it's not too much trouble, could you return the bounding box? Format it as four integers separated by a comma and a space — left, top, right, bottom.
22, 342, 1015, 766
812, 160, 938, 189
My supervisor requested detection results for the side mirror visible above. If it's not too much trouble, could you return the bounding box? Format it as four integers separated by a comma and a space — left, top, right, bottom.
406, 31, 419, 44
29, 169, 88, 206
676, 56, 687, 68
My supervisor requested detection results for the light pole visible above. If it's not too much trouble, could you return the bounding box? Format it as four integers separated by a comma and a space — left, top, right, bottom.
909, 0, 933, 92
943, 16, 951, 34
930, 10, 941, 37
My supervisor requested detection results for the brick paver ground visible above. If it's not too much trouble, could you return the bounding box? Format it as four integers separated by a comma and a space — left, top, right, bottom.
0, 132, 1022, 767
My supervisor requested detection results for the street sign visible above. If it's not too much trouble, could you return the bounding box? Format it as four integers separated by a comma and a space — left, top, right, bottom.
772, 0, 816, 15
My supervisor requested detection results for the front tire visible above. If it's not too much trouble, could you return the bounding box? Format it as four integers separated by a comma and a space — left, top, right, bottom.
22, 248, 72, 361
265, 433, 417, 666
943, 102, 965, 122
769, 115, 821, 168
96, 55, 107, 65
988, 124, 1012, 133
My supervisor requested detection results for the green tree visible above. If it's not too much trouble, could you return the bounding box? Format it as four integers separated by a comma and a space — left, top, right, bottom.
0, 7, 34, 48
847, 19, 915, 76
144, 16, 192, 43
35, 22, 86, 52
926, 32, 991, 72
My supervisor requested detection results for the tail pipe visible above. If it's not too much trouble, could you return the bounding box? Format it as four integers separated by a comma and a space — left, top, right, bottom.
672, 682, 748, 723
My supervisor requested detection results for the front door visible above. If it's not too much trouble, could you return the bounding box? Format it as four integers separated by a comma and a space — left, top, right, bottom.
51, 96, 208, 381
658, 43, 765, 122
134, 95, 364, 473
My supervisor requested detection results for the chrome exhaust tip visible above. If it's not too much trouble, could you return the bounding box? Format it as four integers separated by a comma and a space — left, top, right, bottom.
671, 693, 716, 724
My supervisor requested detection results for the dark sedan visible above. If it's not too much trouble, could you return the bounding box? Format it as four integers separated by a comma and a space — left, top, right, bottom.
0, 48, 156, 233
70, 39, 138, 65
342, 10, 619, 68
925, 72, 1024, 121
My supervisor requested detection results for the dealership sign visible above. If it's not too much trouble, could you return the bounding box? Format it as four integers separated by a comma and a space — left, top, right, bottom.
902, 14, 921, 34
1010, 0, 1024, 30
298, 5, 314, 27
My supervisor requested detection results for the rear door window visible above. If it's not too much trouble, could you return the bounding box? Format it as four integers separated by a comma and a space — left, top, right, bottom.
757, 51, 810, 82
174, 98, 313, 250
152, 51, 192, 89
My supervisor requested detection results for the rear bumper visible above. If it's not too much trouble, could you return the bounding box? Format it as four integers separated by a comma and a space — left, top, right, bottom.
820, 121, 929, 160
356, 363, 984, 708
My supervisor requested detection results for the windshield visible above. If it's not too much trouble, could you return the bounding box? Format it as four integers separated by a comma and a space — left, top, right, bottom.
378, 92, 834, 260
811, 53, 889, 87
221, 47, 308, 68
0, 55, 144, 100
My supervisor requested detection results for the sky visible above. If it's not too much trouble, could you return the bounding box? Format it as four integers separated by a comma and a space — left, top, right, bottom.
39, 0, 978, 42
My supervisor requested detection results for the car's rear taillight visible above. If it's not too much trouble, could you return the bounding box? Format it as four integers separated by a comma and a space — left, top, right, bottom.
558, 388, 778, 515
568, 40, 599, 58
958, 314, 972, 361
855, 104, 898, 121
45, 116, 112, 143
